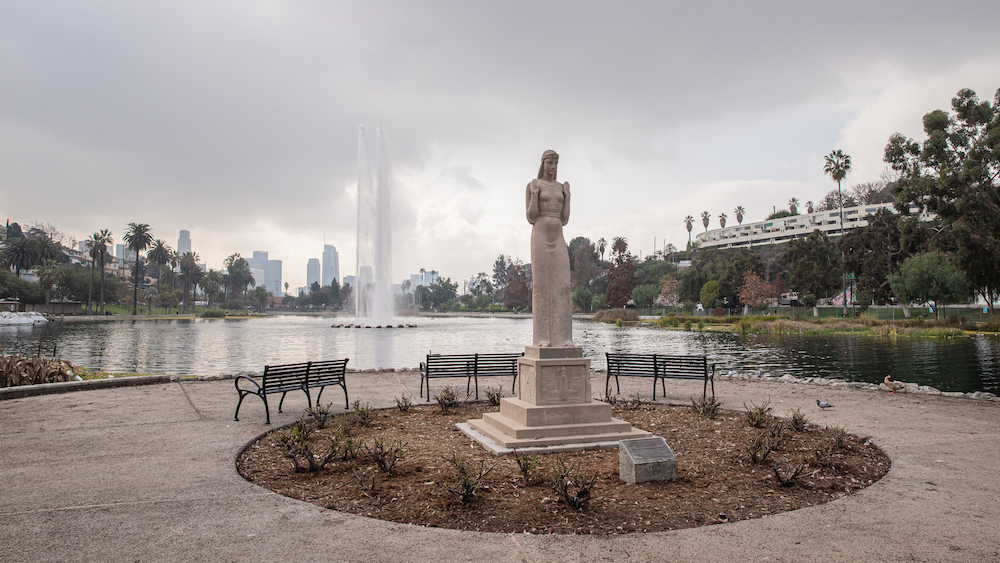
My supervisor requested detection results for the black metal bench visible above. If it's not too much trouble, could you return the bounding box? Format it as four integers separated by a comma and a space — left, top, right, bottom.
234, 359, 349, 424
605, 353, 715, 400
419, 352, 523, 401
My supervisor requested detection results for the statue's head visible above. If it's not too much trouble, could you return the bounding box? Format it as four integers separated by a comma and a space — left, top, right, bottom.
537, 150, 559, 180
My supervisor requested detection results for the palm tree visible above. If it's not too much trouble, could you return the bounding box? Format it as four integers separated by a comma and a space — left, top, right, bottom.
147, 239, 171, 288
597, 238, 607, 263
824, 149, 852, 316
179, 252, 202, 313
788, 198, 799, 214
89, 230, 113, 314
123, 223, 153, 315
806, 201, 814, 214
683, 215, 694, 249
284, 281, 289, 296
1, 237, 38, 276
719, 213, 727, 228
203, 269, 224, 308
36, 259, 62, 307
701, 211, 711, 232
734, 206, 745, 225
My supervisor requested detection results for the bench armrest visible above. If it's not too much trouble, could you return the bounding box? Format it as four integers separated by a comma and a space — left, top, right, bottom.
235, 374, 262, 393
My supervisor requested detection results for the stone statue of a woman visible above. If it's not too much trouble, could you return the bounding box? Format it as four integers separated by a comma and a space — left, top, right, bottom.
525, 150, 573, 348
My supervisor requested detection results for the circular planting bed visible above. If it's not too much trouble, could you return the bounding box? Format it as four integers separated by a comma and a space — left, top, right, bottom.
237, 400, 889, 534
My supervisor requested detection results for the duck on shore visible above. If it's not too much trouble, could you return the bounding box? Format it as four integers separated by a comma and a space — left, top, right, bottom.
884, 375, 907, 393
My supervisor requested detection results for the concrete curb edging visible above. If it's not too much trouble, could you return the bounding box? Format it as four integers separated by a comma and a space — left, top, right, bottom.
0, 374, 173, 400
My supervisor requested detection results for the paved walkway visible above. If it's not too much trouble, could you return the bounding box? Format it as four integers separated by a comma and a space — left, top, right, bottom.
1, 371, 998, 562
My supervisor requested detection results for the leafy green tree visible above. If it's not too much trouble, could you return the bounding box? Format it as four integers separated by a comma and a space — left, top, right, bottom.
838, 209, 916, 314
123, 223, 153, 315
202, 269, 224, 309
783, 230, 839, 299
572, 286, 593, 312
888, 252, 969, 319
251, 286, 271, 313
492, 254, 511, 296
157, 289, 181, 313
426, 277, 458, 309
631, 283, 659, 308
0, 269, 43, 304
470, 272, 493, 297
699, 280, 720, 309
223, 253, 255, 300
568, 237, 601, 289
505, 261, 530, 311
605, 237, 638, 308
885, 87, 1000, 313
717, 248, 765, 309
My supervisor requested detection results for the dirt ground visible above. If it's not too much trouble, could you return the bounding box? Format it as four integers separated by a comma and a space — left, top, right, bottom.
237, 400, 889, 535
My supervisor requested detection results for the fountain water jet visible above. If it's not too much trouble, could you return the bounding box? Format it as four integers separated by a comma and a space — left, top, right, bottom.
355, 125, 394, 326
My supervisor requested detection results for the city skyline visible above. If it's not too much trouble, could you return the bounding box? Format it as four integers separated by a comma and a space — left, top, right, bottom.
2, 3, 997, 290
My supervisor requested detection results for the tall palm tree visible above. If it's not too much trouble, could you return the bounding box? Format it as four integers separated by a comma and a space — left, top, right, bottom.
806, 201, 814, 214
701, 211, 711, 232
0, 237, 38, 276
824, 149, 852, 316
123, 223, 153, 315
88, 230, 113, 314
683, 215, 694, 249
179, 251, 201, 313
597, 238, 607, 263
147, 239, 171, 289
719, 213, 727, 228
203, 269, 224, 308
788, 197, 799, 214
734, 206, 745, 225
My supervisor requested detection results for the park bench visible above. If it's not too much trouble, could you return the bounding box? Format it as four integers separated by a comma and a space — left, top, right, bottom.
234, 359, 349, 424
419, 352, 523, 402
605, 353, 716, 400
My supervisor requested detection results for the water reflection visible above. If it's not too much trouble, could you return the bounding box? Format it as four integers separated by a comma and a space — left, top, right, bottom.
0, 317, 996, 393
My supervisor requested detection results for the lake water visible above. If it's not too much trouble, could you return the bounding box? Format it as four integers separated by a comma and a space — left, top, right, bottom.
1, 316, 997, 393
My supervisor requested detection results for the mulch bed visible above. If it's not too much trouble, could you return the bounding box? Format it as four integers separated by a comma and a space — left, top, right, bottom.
237, 401, 889, 534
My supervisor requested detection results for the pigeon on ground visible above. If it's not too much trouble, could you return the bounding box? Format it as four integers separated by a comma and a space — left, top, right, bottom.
816, 400, 834, 409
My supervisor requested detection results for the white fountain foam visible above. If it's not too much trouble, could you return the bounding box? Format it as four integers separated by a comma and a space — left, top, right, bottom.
355, 124, 394, 326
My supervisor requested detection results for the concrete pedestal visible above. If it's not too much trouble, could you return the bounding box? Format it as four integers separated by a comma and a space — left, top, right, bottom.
465, 346, 649, 452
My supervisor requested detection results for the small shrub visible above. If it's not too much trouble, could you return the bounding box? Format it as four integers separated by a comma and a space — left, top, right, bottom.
435, 386, 460, 413
550, 458, 596, 510
691, 395, 723, 419
772, 462, 805, 486
350, 400, 375, 427
736, 316, 756, 336
601, 389, 620, 406
305, 403, 333, 429
592, 308, 639, 323
743, 399, 774, 428
814, 443, 836, 469
746, 428, 781, 464
364, 438, 408, 477
789, 408, 809, 431
826, 425, 846, 449
697, 321, 704, 331
684, 320, 692, 331
199, 309, 226, 318
439, 452, 495, 505
513, 450, 542, 485
623, 393, 643, 411
274, 419, 338, 473
394, 394, 413, 412
484, 385, 503, 407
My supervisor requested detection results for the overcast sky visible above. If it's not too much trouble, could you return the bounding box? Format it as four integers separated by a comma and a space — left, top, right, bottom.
2, 1, 998, 292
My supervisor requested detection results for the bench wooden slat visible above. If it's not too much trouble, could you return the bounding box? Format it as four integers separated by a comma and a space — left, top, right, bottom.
605, 352, 716, 400
234, 358, 350, 424
420, 352, 522, 401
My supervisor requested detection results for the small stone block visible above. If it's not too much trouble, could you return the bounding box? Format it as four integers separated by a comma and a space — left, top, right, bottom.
619, 437, 677, 484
